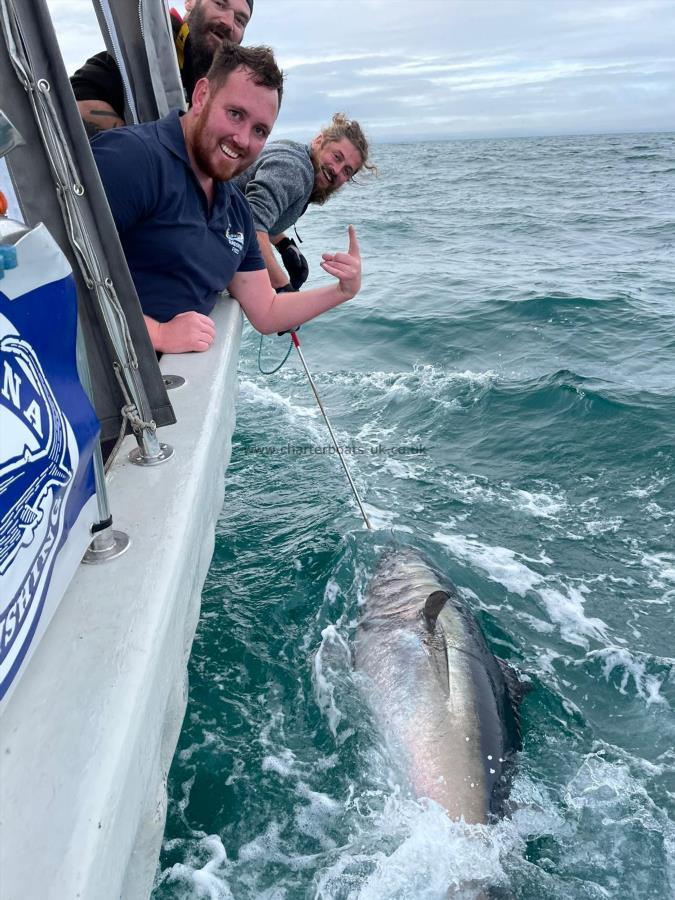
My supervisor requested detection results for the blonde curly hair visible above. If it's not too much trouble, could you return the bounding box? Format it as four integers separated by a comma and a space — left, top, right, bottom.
319, 113, 378, 177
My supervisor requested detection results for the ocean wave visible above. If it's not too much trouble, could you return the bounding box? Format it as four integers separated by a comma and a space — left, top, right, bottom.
432, 531, 608, 647
507, 292, 607, 317
509, 487, 567, 519
312, 364, 499, 398
158, 131, 675, 900
624, 153, 665, 161
157, 834, 234, 899
490, 369, 675, 419
641, 552, 675, 590
239, 378, 320, 421
442, 472, 570, 523
578, 648, 674, 707
312, 794, 518, 900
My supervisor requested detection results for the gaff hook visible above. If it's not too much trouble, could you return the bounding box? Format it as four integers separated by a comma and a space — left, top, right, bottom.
290, 331, 372, 530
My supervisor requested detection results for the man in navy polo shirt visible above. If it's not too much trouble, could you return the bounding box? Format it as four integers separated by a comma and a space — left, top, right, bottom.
91, 43, 362, 353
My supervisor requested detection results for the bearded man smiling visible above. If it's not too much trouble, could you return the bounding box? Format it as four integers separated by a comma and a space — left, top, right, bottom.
91, 43, 363, 353
71, 0, 253, 135
233, 113, 377, 291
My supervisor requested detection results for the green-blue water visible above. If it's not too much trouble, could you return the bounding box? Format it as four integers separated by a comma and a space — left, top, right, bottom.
153, 133, 675, 899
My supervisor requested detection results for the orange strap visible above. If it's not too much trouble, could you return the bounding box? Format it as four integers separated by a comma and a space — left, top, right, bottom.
0, 191, 8, 216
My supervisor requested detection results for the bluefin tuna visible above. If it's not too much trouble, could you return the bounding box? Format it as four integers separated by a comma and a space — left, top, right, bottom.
355, 547, 523, 824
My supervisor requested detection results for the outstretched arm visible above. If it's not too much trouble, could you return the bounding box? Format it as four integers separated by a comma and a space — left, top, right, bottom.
256, 230, 291, 289
228, 225, 361, 335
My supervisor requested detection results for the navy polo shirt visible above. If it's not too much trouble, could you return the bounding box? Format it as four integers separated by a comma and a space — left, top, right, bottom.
91, 109, 265, 322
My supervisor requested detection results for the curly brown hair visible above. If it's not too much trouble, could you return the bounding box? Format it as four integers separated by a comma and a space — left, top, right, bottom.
319, 113, 377, 177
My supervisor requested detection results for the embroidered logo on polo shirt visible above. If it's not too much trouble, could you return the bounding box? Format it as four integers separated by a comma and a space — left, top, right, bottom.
225, 226, 244, 255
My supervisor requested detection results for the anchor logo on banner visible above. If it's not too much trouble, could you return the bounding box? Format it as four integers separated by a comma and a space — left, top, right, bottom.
0, 319, 76, 676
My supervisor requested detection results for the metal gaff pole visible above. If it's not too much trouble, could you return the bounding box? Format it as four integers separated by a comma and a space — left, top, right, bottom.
290, 331, 372, 530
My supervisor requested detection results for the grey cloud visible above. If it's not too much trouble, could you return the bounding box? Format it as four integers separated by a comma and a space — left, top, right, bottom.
46, 0, 675, 140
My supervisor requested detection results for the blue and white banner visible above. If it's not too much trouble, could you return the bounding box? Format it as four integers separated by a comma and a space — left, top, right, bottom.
0, 223, 100, 704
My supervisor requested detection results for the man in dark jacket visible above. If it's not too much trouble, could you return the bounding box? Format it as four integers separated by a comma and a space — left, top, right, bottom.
71, 0, 253, 135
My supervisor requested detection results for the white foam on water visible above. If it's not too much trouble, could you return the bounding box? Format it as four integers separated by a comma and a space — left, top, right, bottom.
294, 782, 342, 849
582, 647, 673, 706
510, 488, 567, 519
224, 757, 246, 787
357, 816, 504, 899
626, 475, 669, 499
516, 612, 556, 634
641, 552, 675, 585
645, 501, 674, 520
343, 370, 413, 397
361, 502, 403, 531
178, 731, 224, 763
262, 748, 298, 779
433, 532, 544, 596
538, 585, 608, 647
313, 792, 518, 900
592, 738, 673, 778
162, 834, 233, 900
313, 624, 352, 739
556, 749, 675, 897
444, 472, 498, 505
355, 421, 398, 442
432, 531, 609, 646
323, 366, 498, 402
177, 773, 196, 819
321, 577, 342, 613
564, 752, 653, 815
378, 457, 428, 480
240, 378, 319, 421
444, 474, 569, 527
509, 772, 566, 839
584, 516, 624, 536
533, 647, 565, 675
236, 820, 318, 871
257, 706, 289, 755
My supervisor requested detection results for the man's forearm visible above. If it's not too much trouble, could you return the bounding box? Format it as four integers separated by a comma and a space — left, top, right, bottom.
256, 229, 291, 289
143, 312, 216, 353
265, 283, 351, 333
77, 100, 125, 135
230, 275, 351, 335
143, 314, 162, 350
230, 224, 361, 334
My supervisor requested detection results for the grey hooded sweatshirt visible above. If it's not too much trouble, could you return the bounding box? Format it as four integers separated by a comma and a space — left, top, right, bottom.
232, 140, 314, 236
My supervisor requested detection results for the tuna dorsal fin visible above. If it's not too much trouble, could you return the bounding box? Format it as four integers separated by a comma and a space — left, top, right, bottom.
423, 590, 450, 630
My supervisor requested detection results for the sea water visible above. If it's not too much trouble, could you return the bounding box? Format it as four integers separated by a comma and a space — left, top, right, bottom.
152, 133, 675, 899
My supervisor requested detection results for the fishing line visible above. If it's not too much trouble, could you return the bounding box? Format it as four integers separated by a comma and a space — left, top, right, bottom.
257, 330, 372, 529
289, 331, 372, 530
257, 332, 293, 375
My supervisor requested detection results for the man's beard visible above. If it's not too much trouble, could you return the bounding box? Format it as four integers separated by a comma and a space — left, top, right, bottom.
188, 3, 234, 81
309, 150, 339, 206
192, 101, 244, 182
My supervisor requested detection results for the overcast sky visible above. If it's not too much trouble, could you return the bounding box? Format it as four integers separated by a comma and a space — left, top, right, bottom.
47, 0, 675, 142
